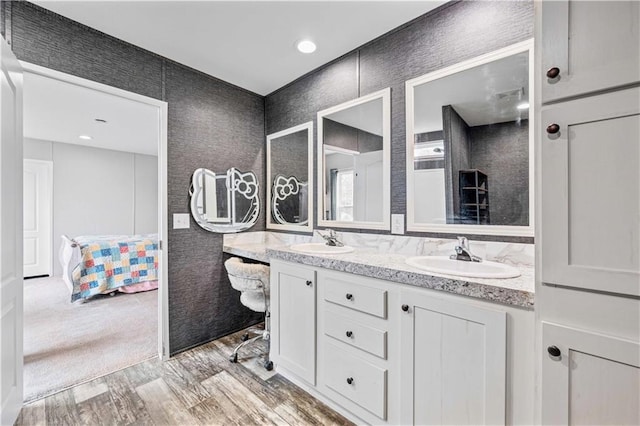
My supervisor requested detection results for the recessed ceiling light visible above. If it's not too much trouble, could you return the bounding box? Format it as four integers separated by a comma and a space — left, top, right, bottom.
79, 135, 92, 140
517, 102, 530, 110
297, 40, 316, 54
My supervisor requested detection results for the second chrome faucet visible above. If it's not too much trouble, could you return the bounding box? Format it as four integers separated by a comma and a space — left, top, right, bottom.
450, 236, 482, 262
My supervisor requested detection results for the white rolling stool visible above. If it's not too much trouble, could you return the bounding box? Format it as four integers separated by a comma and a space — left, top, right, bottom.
224, 257, 273, 371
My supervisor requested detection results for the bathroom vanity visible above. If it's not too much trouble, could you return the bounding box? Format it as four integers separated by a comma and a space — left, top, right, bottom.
223, 232, 535, 425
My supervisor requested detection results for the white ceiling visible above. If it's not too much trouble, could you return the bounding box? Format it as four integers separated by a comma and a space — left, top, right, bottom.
23, 72, 160, 155
33, 1, 447, 95
414, 51, 529, 134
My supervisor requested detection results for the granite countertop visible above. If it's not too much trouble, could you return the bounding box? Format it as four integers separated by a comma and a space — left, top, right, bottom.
223, 239, 534, 309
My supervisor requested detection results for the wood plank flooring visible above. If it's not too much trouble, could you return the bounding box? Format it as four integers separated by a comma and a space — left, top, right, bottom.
16, 325, 353, 426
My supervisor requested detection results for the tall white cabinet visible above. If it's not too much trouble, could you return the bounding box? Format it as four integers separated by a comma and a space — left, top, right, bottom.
538, 1, 640, 423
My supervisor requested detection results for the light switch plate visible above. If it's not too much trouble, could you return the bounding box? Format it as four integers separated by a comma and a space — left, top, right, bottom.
173, 213, 190, 229
391, 214, 404, 234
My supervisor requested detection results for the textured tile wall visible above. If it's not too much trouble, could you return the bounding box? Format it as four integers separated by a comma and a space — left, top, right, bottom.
4, 1, 264, 354
265, 0, 534, 243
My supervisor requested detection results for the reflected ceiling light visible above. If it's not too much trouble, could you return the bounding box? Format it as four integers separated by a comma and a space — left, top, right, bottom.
297, 39, 316, 54
517, 102, 530, 110
79, 135, 92, 140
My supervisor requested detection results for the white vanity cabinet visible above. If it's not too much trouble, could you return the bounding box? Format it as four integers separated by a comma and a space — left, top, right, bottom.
399, 287, 507, 425
541, 0, 640, 103
269, 260, 535, 425
269, 261, 317, 385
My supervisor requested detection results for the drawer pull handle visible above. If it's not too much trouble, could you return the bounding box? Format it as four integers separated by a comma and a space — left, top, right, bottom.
547, 345, 561, 358
546, 123, 560, 135
345, 293, 353, 300
546, 67, 560, 79
401, 304, 409, 312
306, 280, 312, 286
346, 377, 354, 385
346, 331, 353, 338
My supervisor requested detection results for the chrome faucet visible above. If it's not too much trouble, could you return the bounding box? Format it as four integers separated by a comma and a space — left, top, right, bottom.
318, 230, 344, 247
450, 236, 482, 262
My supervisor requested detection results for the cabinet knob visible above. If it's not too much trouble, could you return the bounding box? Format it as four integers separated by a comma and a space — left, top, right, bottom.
546, 67, 560, 79
547, 345, 561, 357
345, 293, 353, 300
306, 280, 312, 286
346, 377, 354, 385
546, 123, 560, 135
401, 304, 409, 312
346, 330, 353, 338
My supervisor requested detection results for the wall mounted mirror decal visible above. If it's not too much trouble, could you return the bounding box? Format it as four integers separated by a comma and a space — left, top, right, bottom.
190, 167, 260, 233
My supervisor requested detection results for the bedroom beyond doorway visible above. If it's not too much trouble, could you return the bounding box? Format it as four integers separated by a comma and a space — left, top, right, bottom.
20, 63, 168, 403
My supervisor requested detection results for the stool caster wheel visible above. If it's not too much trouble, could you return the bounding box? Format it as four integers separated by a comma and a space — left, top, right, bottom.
229, 353, 238, 363
241, 333, 250, 341
264, 360, 273, 371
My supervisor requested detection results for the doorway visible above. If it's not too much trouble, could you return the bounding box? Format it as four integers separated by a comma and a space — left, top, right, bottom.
20, 62, 169, 401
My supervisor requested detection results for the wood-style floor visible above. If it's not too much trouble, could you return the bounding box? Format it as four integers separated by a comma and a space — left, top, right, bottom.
16, 325, 353, 426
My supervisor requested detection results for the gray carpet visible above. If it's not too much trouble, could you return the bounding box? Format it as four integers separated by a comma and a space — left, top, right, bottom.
23, 276, 158, 402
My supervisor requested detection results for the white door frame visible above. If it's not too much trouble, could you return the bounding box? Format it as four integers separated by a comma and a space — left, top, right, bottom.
23, 159, 53, 278
20, 62, 170, 361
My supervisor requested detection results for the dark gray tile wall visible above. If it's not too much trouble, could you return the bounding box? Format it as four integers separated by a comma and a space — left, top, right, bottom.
270, 130, 309, 183
3, 1, 264, 354
469, 120, 529, 226
442, 105, 472, 222
265, 0, 534, 243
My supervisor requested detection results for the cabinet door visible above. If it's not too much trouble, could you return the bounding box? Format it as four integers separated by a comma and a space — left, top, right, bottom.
541, 87, 639, 296
542, 322, 640, 425
541, 0, 640, 103
400, 289, 506, 425
270, 261, 316, 384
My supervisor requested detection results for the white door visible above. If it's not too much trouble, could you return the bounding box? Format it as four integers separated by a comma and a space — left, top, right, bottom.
0, 37, 24, 425
400, 288, 506, 425
541, 87, 639, 296
354, 150, 383, 222
541, 0, 640, 103
270, 261, 316, 385
23, 160, 52, 278
542, 322, 640, 425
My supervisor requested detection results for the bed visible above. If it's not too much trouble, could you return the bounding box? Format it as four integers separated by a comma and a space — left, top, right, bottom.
59, 234, 159, 302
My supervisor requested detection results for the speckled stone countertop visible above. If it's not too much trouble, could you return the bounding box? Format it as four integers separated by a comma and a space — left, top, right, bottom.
223, 231, 535, 309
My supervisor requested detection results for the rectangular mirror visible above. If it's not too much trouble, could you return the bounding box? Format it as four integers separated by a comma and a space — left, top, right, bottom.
318, 88, 391, 230
406, 40, 534, 237
267, 121, 313, 232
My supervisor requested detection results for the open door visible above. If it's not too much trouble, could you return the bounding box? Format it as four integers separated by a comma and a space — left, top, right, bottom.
0, 36, 24, 424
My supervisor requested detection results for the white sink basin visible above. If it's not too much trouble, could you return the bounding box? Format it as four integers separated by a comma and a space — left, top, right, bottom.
406, 256, 520, 279
289, 243, 355, 255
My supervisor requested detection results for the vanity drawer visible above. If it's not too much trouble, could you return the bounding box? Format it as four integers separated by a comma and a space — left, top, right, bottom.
324, 312, 387, 359
324, 278, 387, 318
325, 342, 387, 420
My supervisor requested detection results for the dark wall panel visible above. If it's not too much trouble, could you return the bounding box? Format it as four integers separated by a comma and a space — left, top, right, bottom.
265, 0, 534, 242
4, 1, 265, 354
469, 120, 529, 227
165, 62, 265, 352
9, 1, 162, 99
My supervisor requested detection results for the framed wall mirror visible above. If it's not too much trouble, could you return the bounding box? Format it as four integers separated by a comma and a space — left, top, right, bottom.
190, 167, 260, 233
405, 40, 534, 237
266, 121, 313, 232
317, 88, 391, 230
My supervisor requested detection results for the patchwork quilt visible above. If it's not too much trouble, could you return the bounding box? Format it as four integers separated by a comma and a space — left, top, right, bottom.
71, 235, 158, 301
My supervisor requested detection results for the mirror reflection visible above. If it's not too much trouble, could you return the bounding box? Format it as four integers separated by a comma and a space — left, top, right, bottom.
190, 167, 259, 233
319, 89, 390, 229
409, 48, 531, 229
267, 123, 313, 231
